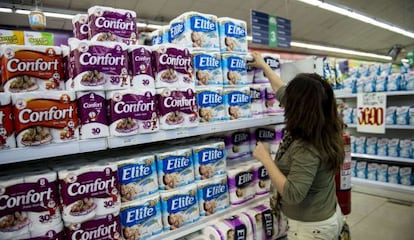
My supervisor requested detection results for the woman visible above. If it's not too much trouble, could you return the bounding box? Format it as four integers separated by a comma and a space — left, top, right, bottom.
249, 52, 344, 239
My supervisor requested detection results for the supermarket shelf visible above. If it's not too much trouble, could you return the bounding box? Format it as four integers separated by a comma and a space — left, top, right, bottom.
148, 194, 269, 240
0, 138, 108, 165
335, 90, 414, 98
352, 177, 414, 194
108, 115, 285, 148
351, 153, 414, 164
346, 124, 414, 129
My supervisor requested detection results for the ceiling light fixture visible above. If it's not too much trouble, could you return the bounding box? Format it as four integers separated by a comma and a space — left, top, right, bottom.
43, 12, 74, 19
146, 24, 163, 29
401, 58, 409, 63
291, 41, 393, 60
296, 0, 414, 39
15, 9, 31, 15
136, 22, 147, 28
0, 7, 12, 13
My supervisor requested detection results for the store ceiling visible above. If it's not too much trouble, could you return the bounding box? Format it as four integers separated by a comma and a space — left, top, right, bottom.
0, 0, 413, 61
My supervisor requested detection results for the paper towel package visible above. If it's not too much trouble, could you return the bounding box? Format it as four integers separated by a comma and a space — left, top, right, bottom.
117, 154, 159, 203
160, 183, 200, 231
197, 175, 230, 216
120, 194, 163, 239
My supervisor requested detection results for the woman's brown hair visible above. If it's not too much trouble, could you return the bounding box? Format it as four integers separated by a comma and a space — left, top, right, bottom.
283, 73, 344, 173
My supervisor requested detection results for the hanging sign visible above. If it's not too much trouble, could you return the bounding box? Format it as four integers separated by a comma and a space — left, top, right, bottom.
356, 92, 386, 134
250, 10, 291, 48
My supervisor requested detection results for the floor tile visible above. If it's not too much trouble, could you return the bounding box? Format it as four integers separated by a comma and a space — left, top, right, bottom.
346, 191, 387, 228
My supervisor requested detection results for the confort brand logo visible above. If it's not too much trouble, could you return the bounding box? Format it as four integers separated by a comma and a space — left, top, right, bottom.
159, 54, 191, 66
164, 96, 196, 108
0, 188, 52, 210
191, 16, 216, 32
72, 221, 118, 240
18, 106, 75, 124
95, 17, 135, 30
67, 177, 116, 197
114, 100, 155, 114
79, 53, 126, 66
7, 58, 59, 73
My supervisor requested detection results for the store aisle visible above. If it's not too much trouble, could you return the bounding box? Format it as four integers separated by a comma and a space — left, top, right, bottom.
347, 190, 414, 240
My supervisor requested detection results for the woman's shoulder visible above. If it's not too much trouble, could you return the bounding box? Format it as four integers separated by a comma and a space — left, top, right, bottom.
290, 139, 321, 158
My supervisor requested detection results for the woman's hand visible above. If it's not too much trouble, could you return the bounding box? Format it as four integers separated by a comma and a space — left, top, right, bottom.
248, 52, 267, 69
253, 141, 272, 164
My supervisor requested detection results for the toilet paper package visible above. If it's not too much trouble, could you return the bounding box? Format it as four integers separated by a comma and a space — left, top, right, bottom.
197, 175, 230, 216
399, 167, 413, 186
265, 85, 283, 115
193, 51, 223, 86
192, 141, 227, 180
156, 147, 195, 190
156, 88, 199, 129
88, 6, 137, 45
223, 87, 251, 120
202, 214, 253, 240
396, 106, 409, 125
410, 107, 414, 125
342, 107, 353, 125
356, 161, 367, 179
386, 107, 397, 125
77, 91, 109, 139
252, 162, 270, 195
250, 84, 266, 117
120, 194, 163, 239
160, 183, 200, 231
355, 136, 367, 154
107, 89, 159, 136
224, 129, 252, 161
151, 28, 163, 45
1, 45, 64, 93
128, 45, 155, 89
69, 39, 130, 90
169, 12, 220, 50
0, 170, 62, 240
61, 45, 70, 90
367, 163, 378, 181
72, 14, 89, 40
0, 93, 16, 150
387, 166, 400, 184
117, 154, 158, 203
221, 53, 249, 86
196, 87, 225, 123
58, 163, 121, 224
26, 221, 64, 240
152, 44, 194, 88
218, 17, 248, 53
242, 205, 276, 240
227, 163, 256, 206
64, 213, 121, 240
253, 53, 281, 84
387, 73, 401, 91
375, 75, 387, 92
376, 138, 388, 157
12, 91, 79, 147
404, 71, 414, 90
250, 125, 284, 160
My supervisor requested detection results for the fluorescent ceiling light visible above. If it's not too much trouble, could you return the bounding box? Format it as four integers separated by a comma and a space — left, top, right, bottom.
136, 22, 147, 28
297, 0, 414, 39
15, 9, 30, 15
0, 7, 12, 13
147, 24, 163, 29
291, 41, 392, 60
44, 12, 74, 19
401, 58, 409, 63
247, 36, 253, 41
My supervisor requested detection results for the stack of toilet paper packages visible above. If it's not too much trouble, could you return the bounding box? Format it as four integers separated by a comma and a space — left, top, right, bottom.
0, 170, 64, 240
250, 125, 284, 159
57, 163, 122, 239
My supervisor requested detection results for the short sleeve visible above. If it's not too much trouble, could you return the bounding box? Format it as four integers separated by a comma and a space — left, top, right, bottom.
276, 85, 287, 103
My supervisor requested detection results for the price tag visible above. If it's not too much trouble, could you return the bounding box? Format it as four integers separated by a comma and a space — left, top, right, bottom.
356, 92, 386, 133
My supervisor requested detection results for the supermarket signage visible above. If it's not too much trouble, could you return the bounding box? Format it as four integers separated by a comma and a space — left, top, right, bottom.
250, 10, 291, 48
356, 92, 386, 134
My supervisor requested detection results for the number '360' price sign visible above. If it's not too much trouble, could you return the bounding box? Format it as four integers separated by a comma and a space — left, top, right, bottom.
356, 92, 386, 134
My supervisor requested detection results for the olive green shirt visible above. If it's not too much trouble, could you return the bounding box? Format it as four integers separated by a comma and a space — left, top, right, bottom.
275, 86, 337, 222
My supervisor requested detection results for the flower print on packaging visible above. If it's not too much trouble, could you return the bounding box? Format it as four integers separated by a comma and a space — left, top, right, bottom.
153, 44, 194, 88
0, 45, 64, 93
223, 87, 251, 121
88, 6, 137, 45
196, 87, 225, 123
157, 88, 199, 129
155, 148, 195, 190
58, 164, 121, 224
107, 89, 159, 136
0, 93, 16, 150
120, 194, 163, 240
69, 39, 130, 91
12, 91, 79, 148
116, 154, 158, 203
160, 184, 199, 231
77, 91, 109, 139
128, 45, 155, 89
